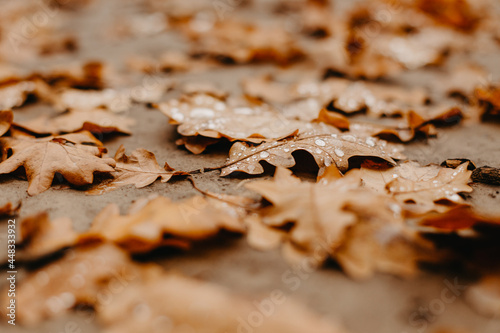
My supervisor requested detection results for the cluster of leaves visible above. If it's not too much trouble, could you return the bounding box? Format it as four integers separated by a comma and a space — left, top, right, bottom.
1, 0, 500, 332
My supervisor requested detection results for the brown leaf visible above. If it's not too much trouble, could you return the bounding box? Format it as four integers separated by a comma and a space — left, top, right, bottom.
86, 146, 182, 195
416, 0, 480, 32
349, 161, 473, 214
419, 206, 500, 232
243, 76, 429, 118
156, 92, 304, 145
0, 244, 144, 325
0, 81, 37, 110
0, 110, 13, 137
15, 109, 136, 135
0, 201, 20, 217
0, 131, 116, 195
79, 195, 246, 253
221, 130, 402, 176
246, 167, 435, 279
2, 243, 345, 333
98, 268, 345, 333
184, 20, 304, 65
476, 85, 500, 117
16, 212, 77, 261
175, 135, 220, 154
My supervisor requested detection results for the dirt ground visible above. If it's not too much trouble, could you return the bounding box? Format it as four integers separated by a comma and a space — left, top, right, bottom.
1, 0, 500, 332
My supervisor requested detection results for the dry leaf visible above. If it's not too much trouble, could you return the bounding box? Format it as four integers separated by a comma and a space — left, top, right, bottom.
86, 145, 182, 195
222, 130, 402, 176
98, 269, 345, 333
246, 167, 435, 278
0, 244, 144, 325
349, 161, 473, 214
175, 135, 220, 154
419, 206, 500, 232
0, 201, 20, 216
0, 110, 13, 137
415, 0, 480, 32
16, 212, 77, 261
334, 195, 437, 280
0, 81, 37, 110
185, 20, 304, 65
475, 85, 500, 117
15, 109, 136, 135
0, 131, 116, 195
80, 195, 246, 253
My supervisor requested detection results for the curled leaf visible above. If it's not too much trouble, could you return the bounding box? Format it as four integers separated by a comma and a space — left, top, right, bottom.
86, 145, 183, 195
0, 110, 13, 137
222, 131, 402, 176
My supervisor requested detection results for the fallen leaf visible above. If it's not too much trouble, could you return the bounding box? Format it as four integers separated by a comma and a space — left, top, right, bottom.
349, 161, 473, 214
419, 206, 500, 232
2, 243, 345, 333
15, 109, 136, 135
98, 268, 345, 333
0, 110, 13, 136
0, 131, 116, 195
246, 167, 436, 278
221, 130, 402, 176
185, 20, 304, 65
86, 145, 182, 195
156, 92, 304, 145
16, 212, 77, 261
243, 76, 429, 118
175, 135, 220, 154
0, 81, 37, 110
0, 201, 20, 216
415, 0, 480, 32
80, 195, 246, 253
0, 244, 144, 325
334, 195, 437, 280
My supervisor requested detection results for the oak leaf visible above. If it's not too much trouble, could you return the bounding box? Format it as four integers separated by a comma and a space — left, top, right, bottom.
0, 131, 116, 195
98, 268, 345, 333
156, 92, 305, 146
0, 244, 144, 325
245, 167, 436, 279
86, 145, 182, 195
0, 201, 20, 217
0, 110, 13, 137
15, 109, 135, 135
4, 244, 345, 333
80, 195, 246, 253
349, 161, 473, 214
184, 20, 304, 65
16, 212, 77, 261
221, 130, 402, 176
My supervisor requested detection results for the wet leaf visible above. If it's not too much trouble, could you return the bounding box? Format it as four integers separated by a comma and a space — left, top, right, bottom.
156, 92, 305, 146
221, 130, 402, 176
349, 161, 473, 214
